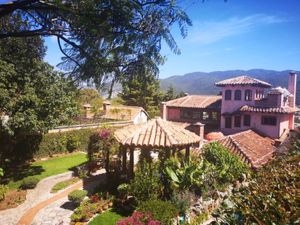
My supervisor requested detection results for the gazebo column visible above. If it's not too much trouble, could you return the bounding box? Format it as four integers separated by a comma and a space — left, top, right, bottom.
121, 146, 127, 173
129, 147, 134, 179
185, 146, 190, 162
166, 148, 171, 158
172, 148, 176, 157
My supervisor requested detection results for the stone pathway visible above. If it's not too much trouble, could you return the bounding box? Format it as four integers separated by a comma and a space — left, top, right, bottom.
0, 171, 74, 225
31, 169, 106, 225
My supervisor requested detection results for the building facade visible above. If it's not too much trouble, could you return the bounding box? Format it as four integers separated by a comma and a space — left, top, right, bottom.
216, 72, 298, 138
162, 72, 298, 139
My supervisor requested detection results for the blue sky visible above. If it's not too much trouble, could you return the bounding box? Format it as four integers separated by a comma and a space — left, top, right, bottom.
41, 0, 300, 78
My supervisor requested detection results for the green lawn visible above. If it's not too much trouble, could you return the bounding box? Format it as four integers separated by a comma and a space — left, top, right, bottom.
89, 210, 124, 225
6, 152, 87, 189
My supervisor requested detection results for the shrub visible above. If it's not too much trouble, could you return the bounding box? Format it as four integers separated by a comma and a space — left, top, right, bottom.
117, 183, 130, 198
21, 177, 39, 189
68, 190, 88, 206
66, 135, 80, 152
117, 211, 161, 225
0, 184, 8, 201
130, 161, 163, 202
36, 128, 97, 158
203, 142, 249, 184
138, 199, 178, 225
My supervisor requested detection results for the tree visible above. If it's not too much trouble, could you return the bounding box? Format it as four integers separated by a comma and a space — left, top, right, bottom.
119, 70, 163, 118
0, 15, 78, 163
0, 0, 192, 90
76, 89, 103, 116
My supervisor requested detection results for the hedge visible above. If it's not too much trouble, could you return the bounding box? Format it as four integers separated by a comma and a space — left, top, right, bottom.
35, 128, 98, 158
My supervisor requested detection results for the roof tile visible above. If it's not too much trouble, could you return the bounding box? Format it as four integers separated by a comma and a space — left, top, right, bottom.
215, 75, 272, 87
217, 130, 276, 168
165, 95, 221, 109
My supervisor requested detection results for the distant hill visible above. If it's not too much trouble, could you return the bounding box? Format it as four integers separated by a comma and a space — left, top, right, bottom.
160, 69, 300, 105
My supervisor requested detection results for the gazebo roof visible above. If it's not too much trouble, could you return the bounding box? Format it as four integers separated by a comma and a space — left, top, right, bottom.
114, 118, 200, 147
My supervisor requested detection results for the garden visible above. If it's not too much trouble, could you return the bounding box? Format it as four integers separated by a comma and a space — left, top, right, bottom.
63, 127, 250, 225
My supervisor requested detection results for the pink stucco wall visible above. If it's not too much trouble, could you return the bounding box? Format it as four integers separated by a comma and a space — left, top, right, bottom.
167, 107, 181, 120
220, 86, 265, 114
221, 112, 290, 138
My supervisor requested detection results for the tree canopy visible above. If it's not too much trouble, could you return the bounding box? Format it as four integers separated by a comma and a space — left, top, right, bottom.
0, 0, 192, 90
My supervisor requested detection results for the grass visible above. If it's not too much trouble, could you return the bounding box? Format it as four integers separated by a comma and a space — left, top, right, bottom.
89, 210, 124, 225
6, 152, 87, 189
51, 177, 80, 193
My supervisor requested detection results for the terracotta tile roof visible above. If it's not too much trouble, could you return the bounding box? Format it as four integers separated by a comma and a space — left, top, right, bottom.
215, 75, 272, 87
102, 105, 148, 121
240, 105, 299, 114
114, 118, 200, 147
165, 95, 222, 109
217, 130, 276, 168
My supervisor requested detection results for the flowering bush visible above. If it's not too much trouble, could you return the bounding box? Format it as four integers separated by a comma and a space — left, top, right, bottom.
117, 211, 161, 225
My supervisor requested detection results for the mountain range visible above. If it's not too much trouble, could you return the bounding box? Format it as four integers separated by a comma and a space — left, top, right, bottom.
160, 69, 300, 105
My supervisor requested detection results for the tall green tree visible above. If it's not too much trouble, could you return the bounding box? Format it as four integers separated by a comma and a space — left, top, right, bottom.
0, 0, 192, 90
0, 14, 78, 163
119, 70, 162, 117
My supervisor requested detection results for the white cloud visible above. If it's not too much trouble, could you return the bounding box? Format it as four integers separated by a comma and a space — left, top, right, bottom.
188, 14, 287, 45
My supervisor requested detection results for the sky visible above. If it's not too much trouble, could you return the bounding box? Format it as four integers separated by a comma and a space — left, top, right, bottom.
41, 0, 300, 79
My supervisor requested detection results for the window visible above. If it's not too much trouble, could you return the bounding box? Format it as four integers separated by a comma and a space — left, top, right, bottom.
234, 115, 241, 127
212, 112, 218, 121
181, 110, 201, 120
202, 111, 209, 120
234, 90, 241, 100
261, 116, 277, 126
225, 117, 232, 128
245, 89, 252, 101
225, 90, 232, 100
243, 115, 251, 126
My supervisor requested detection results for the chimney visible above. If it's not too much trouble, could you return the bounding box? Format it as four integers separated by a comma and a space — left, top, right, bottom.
288, 71, 297, 108
102, 100, 111, 112
83, 103, 93, 119
161, 102, 168, 120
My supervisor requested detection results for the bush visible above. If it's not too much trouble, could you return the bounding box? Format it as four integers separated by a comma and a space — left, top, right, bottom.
0, 184, 8, 201
21, 177, 39, 189
117, 183, 130, 198
203, 142, 249, 184
130, 161, 163, 202
36, 128, 97, 158
138, 199, 178, 225
117, 211, 161, 225
66, 135, 80, 152
68, 190, 88, 206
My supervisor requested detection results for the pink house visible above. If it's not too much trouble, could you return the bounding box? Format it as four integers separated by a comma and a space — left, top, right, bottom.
215, 72, 298, 138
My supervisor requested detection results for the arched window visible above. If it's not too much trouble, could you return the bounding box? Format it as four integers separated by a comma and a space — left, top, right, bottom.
234, 90, 241, 100
245, 89, 252, 101
225, 90, 232, 100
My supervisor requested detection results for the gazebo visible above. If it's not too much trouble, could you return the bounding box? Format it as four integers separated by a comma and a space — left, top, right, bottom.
114, 118, 200, 178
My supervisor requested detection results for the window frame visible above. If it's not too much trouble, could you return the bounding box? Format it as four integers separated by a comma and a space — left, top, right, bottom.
261, 116, 277, 126
225, 116, 232, 128
245, 89, 252, 101
234, 90, 242, 100
243, 115, 251, 126
224, 90, 232, 100
234, 115, 241, 127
